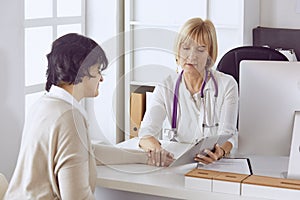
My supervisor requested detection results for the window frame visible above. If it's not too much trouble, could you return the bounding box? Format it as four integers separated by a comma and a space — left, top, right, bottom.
24, 0, 86, 113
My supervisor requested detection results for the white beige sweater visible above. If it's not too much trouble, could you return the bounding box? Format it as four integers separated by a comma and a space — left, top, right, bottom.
4, 86, 148, 200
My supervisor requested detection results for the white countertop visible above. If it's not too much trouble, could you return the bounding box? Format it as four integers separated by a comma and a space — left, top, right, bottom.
95, 139, 290, 199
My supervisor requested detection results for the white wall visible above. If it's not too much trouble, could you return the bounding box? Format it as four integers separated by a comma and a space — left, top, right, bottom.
0, 0, 24, 179
260, 0, 300, 28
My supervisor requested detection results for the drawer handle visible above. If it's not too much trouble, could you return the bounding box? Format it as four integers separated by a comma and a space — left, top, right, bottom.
197, 172, 209, 175
281, 181, 300, 187
225, 175, 237, 178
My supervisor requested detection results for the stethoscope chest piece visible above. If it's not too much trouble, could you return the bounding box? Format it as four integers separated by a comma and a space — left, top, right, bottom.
164, 128, 178, 142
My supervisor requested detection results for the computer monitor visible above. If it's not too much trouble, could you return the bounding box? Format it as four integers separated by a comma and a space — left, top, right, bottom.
238, 60, 300, 156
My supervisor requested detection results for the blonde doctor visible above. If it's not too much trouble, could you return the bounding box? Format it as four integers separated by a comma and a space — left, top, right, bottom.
139, 18, 239, 164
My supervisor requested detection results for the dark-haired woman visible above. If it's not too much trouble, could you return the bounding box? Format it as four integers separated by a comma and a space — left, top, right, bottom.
4, 33, 173, 200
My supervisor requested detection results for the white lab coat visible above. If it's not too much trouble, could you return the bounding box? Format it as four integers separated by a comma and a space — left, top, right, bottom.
139, 69, 238, 147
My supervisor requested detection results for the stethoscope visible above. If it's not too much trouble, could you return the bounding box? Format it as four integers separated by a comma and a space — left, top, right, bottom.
168, 69, 219, 142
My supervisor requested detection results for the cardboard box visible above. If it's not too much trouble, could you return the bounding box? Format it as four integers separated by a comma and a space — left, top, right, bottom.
130, 93, 146, 138
242, 175, 300, 200
185, 169, 221, 192
213, 172, 249, 195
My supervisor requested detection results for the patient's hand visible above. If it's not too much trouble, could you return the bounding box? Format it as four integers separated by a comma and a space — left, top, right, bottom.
194, 143, 224, 165
147, 148, 174, 167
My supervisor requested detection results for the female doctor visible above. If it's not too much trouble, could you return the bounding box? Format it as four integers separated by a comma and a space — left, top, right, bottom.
139, 18, 239, 164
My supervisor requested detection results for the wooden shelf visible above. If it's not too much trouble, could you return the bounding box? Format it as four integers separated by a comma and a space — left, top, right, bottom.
130, 81, 157, 87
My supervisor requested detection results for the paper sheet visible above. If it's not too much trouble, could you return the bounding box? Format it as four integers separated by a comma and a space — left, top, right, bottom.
161, 141, 193, 159
198, 158, 252, 175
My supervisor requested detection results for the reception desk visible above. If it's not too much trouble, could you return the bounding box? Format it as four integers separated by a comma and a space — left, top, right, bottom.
94, 139, 298, 200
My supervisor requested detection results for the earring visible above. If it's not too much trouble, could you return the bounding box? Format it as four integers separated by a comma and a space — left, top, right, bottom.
206, 58, 212, 68
175, 58, 179, 73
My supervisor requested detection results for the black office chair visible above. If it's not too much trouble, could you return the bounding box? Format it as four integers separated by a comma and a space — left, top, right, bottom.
217, 46, 288, 129
217, 46, 288, 85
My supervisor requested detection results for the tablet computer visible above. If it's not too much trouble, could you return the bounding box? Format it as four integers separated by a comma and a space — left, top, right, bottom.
169, 134, 233, 167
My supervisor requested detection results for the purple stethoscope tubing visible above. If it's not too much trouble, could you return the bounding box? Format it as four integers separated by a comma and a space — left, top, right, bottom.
171, 69, 218, 130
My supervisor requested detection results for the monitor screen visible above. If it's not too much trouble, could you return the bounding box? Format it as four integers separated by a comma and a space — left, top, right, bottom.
238, 60, 300, 156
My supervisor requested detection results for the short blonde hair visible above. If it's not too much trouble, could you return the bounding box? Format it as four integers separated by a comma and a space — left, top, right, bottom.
174, 18, 218, 67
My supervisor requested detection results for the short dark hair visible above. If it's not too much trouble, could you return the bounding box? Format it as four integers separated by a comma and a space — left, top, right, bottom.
45, 33, 108, 91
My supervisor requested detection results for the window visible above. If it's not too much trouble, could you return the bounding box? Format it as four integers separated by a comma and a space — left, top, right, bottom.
24, 0, 85, 115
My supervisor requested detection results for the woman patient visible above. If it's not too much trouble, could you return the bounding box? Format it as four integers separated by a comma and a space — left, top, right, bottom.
4, 33, 173, 200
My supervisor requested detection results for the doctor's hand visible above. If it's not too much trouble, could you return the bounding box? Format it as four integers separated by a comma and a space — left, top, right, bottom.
194, 143, 224, 165
147, 148, 174, 167
139, 135, 175, 167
